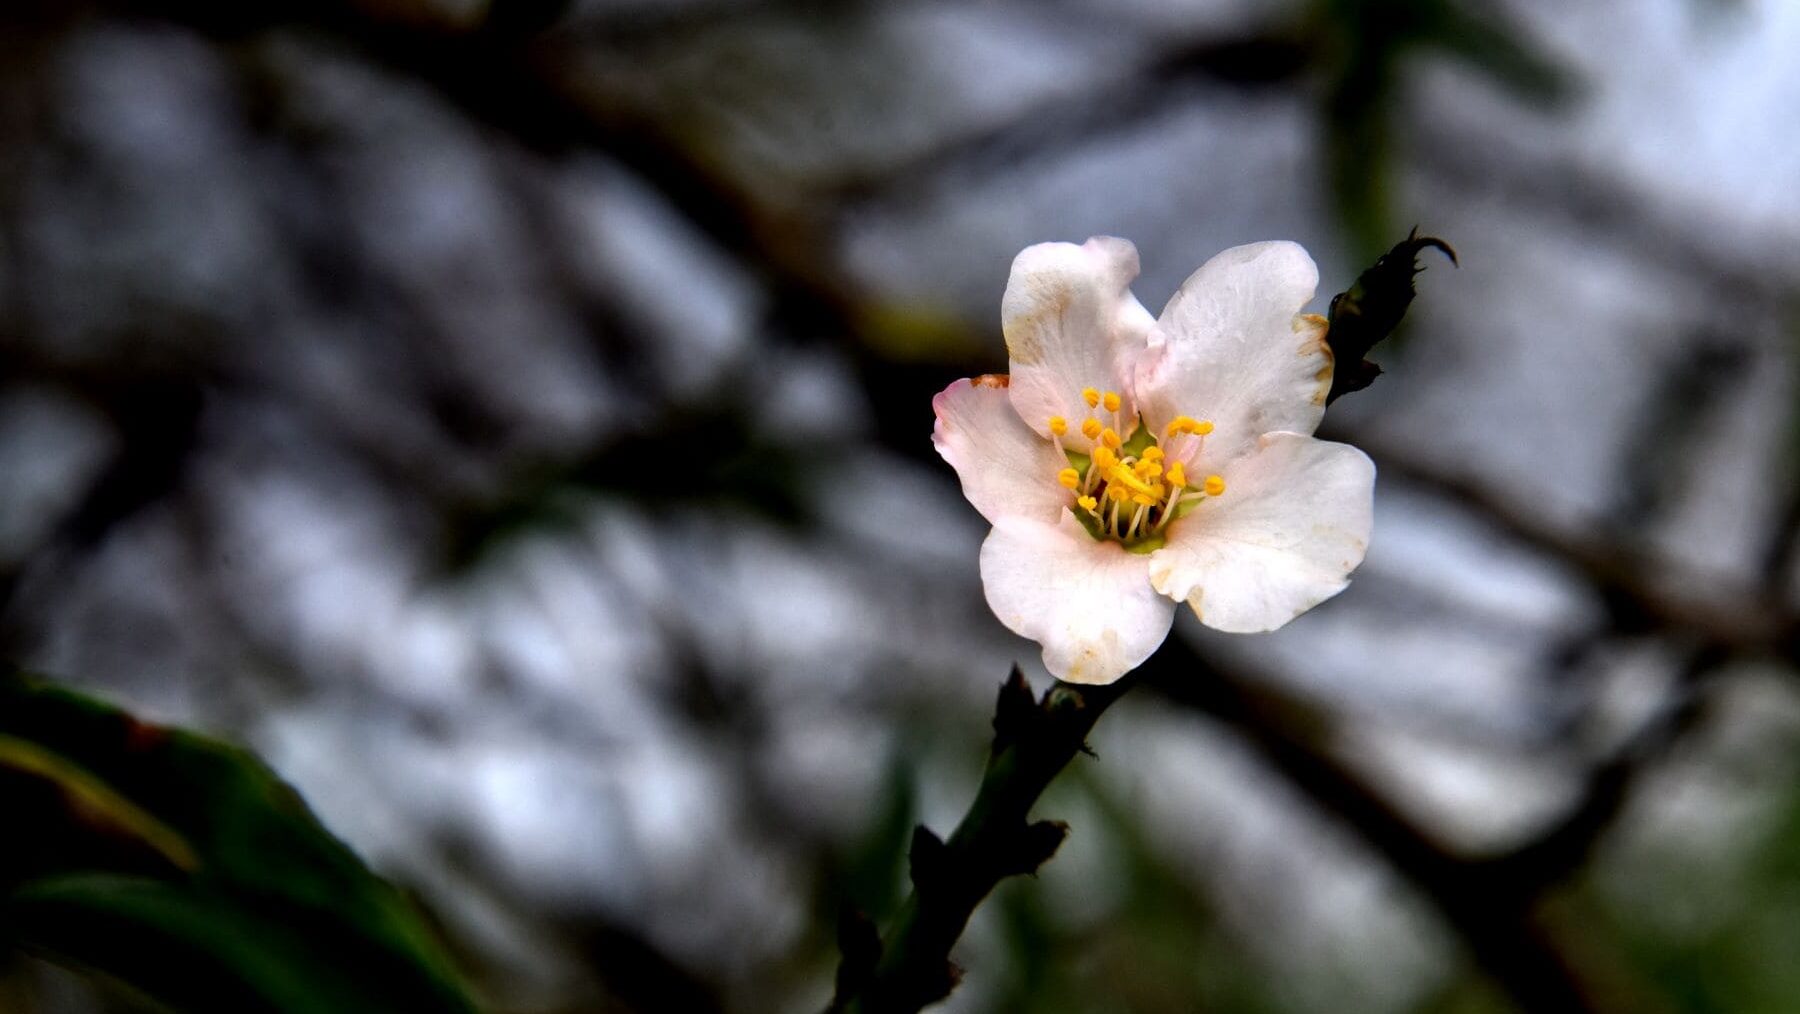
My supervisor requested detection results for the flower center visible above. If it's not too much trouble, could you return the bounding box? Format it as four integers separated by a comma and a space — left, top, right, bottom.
1047, 390, 1225, 552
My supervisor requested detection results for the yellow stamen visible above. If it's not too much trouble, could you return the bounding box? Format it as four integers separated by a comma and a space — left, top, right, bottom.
1057, 468, 1081, 489
1092, 445, 1118, 470
1141, 446, 1164, 462
1166, 462, 1187, 487
1203, 474, 1226, 496
1135, 460, 1163, 479
1108, 463, 1157, 499
1106, 482, 1131, 502
1100, 428, 1122, 449
1082, 387, 1101, 408
1166, 415, 1196, 436
1194, 419, 1215, 435
1102, 390, 1121, 413
1048, 416, 1067, 436
1081, 418, 1103, 440
1077, 495, 1098, 512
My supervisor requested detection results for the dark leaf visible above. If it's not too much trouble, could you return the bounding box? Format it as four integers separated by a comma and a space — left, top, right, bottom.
0, 674, 478, 1014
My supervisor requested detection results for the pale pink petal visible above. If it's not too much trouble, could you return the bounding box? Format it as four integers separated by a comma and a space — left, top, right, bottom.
1134, 241, 1332, 470
981, 514, 1175, 685
933, 376, 1073, 524
1147, 432, 1373, 633
1002, 237, 1156, 448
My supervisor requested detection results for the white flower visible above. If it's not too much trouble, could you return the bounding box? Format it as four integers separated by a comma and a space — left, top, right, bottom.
933, 237, 1375, 685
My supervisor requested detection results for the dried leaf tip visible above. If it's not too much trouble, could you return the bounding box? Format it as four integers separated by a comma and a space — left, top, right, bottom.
1325, 228, 1457, 405
1000, 820, 1071, 877
908, 825, 950, 891
992, 665, 1039, 754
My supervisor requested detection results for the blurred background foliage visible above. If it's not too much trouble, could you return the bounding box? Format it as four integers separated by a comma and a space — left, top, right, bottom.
0, 0, 1796, 1011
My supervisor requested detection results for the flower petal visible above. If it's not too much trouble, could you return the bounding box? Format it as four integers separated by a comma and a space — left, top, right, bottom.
1134, 241, 1332, 469
981, 514, 1175, 684
1147, 432, 1373, 633
1002, 237, 1156, 447
933, 376, 1073, 524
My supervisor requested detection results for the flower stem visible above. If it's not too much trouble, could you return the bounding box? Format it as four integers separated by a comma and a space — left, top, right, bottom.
825, 668, 1134, 1014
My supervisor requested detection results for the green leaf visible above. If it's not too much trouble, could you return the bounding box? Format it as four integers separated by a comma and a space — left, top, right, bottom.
0, 673, 479, 1014
0, 734, 198, 876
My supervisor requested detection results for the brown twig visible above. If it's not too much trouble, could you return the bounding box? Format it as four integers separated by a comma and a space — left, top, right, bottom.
826, 668, 1131, 1014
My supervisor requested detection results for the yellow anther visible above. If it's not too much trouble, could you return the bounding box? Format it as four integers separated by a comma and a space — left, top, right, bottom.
1082, 387, 1101, 408
1102, 390, 1121, 413
1131, 493, 1159, 507
1100, 428, 1122, 449
1108, 463, 1157, 498
1077, 495, 1098, 512
1165, 415, 1195, 436
1138, 461, 1164, 479
1092, 445, 1118, 470
1048, 416, 1068, 436
1081, 417, 1103, 440
1141, 446, 1164, 462
1203, 474, 1226, 496
1167, 462, 1187, 487
1057, 468, 1081, 489
1194, 419, 1215, 435
1106, 483, 1131, 502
